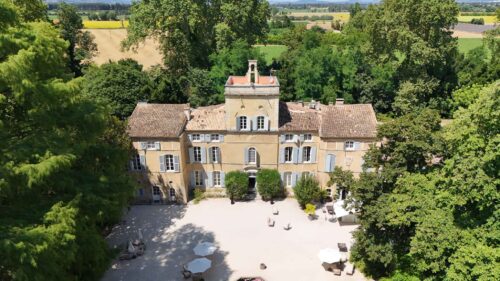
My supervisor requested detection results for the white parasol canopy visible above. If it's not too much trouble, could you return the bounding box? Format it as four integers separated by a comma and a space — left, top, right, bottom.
193, 242, 217, 256
138, 229, 144, 241
128, 241, 136, 254
318, 248, 342, 264
333, 200, 350, 218
187, 258, 212, 273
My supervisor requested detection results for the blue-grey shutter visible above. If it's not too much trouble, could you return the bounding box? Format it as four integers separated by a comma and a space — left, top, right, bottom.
220, 172, 225, 187
291, 173, 298, 188
244, 147, 249, 165
205, 134, 210, 143
298, 147, 303, 163
264, 117, 269, 131
279, 148, 285, 164
311, 146, 317, 163
325, 154, 332, 172
293, 135, 299, 142
188, 148, 194, 163
140, 142, 147, 150
159, 155, 166, 172
219, 134, 224, 142
331, 154, 336, 170
280, 172, 285, 186
190, 172, 195, 188
292, 147, 299, 164
354, 142, 361, 150
174, 155, 180, 172
201, 147, 206, 163
252, 116, 258, 131
299, 134, 305, 142
199, 134, 205, 142
207, 172, 213, 188
139, 155, 146, 169
207, 147, 212, 163
236, 117, 241, 131
280, 134, 285, 143
217, 147, 221, 163
188, 134, 193, 142
154, 141, 160, 150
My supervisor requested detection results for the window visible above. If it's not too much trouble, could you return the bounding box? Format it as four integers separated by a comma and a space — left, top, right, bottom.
192, 134, 201, 141
210, 134, 219, 142
257, 116, 265, 130
284, 172, 292, 187
213, 171, 221, 186
239, 116, 248, 130
194, 171, 203, 186
152, 186, 161, 196
211, 147, 220, 163
339, 189, 348, 200
165, 155, 174, 171
302, 171, 311, 178
248, 147, 257, 164
285, 134, 294, 142
302, 146, 312, 162
146, 141, 156, 149
345, 141, 355, 151
284, 147, 293, 163
169, 188, 176, 197
193, 147, 202, 162
131, 154, 142, 171
303, 134, 312, 141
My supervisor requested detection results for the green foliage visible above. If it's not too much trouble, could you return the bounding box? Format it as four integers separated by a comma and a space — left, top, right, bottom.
124, 0, 270, 75
224, 171, 249, 200
293, 175, 320, 208
82, 59, 152, 119
328, 166, 354, 191
11, 0, 47, 22
304, 203, 316, 216
193, 188, 205, 204
256, 169, 282, 201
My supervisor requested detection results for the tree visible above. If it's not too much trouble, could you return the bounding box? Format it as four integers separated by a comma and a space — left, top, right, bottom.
293, 175, 321, 208
12, 0, 47, 22
256, 169, 282, 203
328, 166, 354, 197
123, 0, 270, 74
224, 171, 249, 203
82, 59, 152, 119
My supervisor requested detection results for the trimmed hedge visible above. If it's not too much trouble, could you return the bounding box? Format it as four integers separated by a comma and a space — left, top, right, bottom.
224, 171, 249, 200
256, 169, 282, 201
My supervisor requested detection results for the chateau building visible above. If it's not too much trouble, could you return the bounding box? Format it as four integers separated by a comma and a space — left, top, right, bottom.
127, 61, 378, 203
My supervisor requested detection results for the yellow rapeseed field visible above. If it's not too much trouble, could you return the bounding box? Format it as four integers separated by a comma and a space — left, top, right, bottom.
83, 20, 129, 29
458, 15, 497, 24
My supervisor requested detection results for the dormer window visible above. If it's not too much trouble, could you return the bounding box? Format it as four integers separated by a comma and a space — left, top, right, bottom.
192, 134, 201, 141
285, 134, 294, 142
344, 141, 355, 151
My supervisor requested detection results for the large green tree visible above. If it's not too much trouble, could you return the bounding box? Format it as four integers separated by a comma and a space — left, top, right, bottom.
12, 0, 47, 22
123, 0, 270, 74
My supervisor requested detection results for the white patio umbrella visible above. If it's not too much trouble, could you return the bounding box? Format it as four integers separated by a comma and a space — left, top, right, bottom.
127, 241, 136, 254
193, 242, 217, 256
186, 258, 212, 273
333, 200, 350, 218
138, 229, 144, 241
318, 248, 342, 264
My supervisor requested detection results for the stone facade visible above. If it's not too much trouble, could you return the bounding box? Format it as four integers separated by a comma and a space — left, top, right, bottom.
128, 61, 378, 204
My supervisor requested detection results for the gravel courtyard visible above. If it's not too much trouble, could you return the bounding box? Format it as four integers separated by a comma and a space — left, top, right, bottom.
101, 199, 367, 281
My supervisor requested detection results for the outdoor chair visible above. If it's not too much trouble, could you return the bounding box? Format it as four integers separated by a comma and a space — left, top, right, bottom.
345, 262, 355, 275
326, 205, 334, 215
283, 223, 292, 231
333, 268, 341, 276
272, 208, 279, 215
267, 217, 275, 227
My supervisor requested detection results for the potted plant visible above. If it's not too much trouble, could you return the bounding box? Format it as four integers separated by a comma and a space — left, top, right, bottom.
305, 203, 317, 220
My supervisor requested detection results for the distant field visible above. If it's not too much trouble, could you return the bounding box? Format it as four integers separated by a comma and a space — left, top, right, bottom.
458, 38, 483, 54
83, 20, 129, 29
289, 12, 350, 22
458, 15, 497, 24
254, 45, 288, 63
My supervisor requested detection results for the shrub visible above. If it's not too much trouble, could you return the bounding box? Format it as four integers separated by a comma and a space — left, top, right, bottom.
256, 169, 282, 202
193, 188, 205, 204
225, 171, 249, 201
470, 18, 485, 25
294, 175, 321, 208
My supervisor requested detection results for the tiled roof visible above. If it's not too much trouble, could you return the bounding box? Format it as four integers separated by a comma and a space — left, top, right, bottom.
279, 102, 320, 132
128, 103, 188, 138
186, 104, 226, 131
320, 104, 377, 138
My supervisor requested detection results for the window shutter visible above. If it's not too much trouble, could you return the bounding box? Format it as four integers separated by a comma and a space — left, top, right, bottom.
252, 116, 258, 131
217, 147, 221, 163
236, 117, 240, 131
154, 141, 161, 150
292, 147, 299, 164
311, 146, 317, 163
207, 172, 213, 188
298, 147, 303, 163
188, 134, 193, 142
139, 155, 146, 169
205, 134, 210, 143
140, 142, 147, 150
280, 134, 285, 143
325, 154, 332, 172
264, 116, 269, 131
201, 147, 207, 163
293, 135, 299, 142
173, 156, 180, 172
299, 134, 305, 142
279, 148, 285, 164
280, 172, 285, 187
159, 155, 166, 172
354, 142, 361, 150
291, 173, 298, 188
219, 134, 224, 142
190, 172, 195, 188
199, 134, 205, 142
220, 172, 225, 187
207, 147, 212, 163
188, 148, 194, 164
244, 147, 249, 165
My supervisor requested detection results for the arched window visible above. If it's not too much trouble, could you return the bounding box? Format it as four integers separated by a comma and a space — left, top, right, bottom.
248, 147, 257, 164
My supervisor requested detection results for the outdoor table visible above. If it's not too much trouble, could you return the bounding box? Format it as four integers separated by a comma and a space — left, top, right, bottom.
338, 243, 348, 252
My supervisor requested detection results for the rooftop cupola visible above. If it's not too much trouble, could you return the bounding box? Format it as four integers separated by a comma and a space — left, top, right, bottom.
247, 60, 259, 84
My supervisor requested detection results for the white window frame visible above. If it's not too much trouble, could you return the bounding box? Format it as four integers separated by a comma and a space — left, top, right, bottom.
303, 134, 312, 142
302, 146, 312, 163
146, 141, 156, 150
344, 141, 355, 151
165, 154, 174, 171
239, 116, 248, 131
193, 147, 202, 162
131, 154, 142, 171
213, 171, 221, 187
192, 134, 201, 142
169, 188, 175, 197
285, 134, 294, 142
248, 147, 257, 164
257, 116, 265, 130
210, 134, 219, 142
284, 172, 292, 187
284, 147, 293, 163
194, 171, 203, 186
211, 147, 220, 163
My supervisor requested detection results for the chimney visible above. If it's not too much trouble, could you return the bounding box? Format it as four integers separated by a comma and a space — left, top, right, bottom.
336, 98, 344, 105
183, 106, 191, 121
247, 60, 259, 84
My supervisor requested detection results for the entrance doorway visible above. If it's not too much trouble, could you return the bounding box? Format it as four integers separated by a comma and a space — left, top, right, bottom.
152, 186, 162, 203
247, 171, 257, 194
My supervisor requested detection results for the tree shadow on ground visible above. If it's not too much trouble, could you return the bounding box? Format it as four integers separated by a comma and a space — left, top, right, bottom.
103, 206, 232, 281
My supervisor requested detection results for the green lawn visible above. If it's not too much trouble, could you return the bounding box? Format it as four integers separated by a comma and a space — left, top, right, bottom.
254, 45, 288, 64
458, 38, 483, 54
